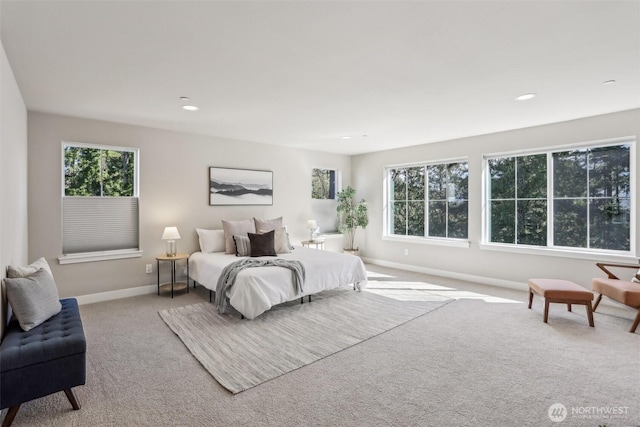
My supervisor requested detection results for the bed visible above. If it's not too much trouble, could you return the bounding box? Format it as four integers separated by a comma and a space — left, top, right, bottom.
189, 246, 368, 319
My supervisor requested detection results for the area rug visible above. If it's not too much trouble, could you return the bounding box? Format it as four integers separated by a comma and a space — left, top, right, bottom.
159, 287, 451, 394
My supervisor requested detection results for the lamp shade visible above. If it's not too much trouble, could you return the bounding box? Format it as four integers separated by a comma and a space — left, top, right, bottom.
306, 220, 318, 230
162, 226, 181, 240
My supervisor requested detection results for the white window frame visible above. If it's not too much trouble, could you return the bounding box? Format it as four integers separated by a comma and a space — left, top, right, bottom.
481, 137, 636, 261
383, 158, 470, 248
59, 141, 142, 264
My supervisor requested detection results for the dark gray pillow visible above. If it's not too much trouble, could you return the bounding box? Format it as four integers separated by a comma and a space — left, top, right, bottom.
5, 268, 62, 331
248, 230, 276, 257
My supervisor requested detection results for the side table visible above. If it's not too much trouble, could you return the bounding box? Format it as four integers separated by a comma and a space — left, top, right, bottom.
301, 240, 325, 250
156, 253, 190, 298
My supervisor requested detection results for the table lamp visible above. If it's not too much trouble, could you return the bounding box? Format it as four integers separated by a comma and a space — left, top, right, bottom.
306, 220, 318, 242
162, 226, 181, 257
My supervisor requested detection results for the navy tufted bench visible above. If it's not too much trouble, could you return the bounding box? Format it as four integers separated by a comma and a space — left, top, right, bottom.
1, 298, 86, 427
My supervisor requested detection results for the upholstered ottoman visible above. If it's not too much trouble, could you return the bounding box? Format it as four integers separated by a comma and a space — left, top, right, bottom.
1, 298, 86, 426
528, 279, 594, 327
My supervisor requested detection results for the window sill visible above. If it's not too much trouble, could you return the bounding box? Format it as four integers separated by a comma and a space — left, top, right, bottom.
479, 243, 637, 263
318, 232, 343, 240
382, 235, 470, 248
58, 249, 143, 265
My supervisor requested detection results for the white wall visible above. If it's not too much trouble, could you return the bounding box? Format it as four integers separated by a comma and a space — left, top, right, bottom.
352, 109, 640, 290
27, 112, 352, 299
1, 41, 29, 335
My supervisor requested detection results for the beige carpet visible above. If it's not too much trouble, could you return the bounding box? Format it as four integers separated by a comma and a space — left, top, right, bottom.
4, 264, 639, 426
159, 287, 451, 393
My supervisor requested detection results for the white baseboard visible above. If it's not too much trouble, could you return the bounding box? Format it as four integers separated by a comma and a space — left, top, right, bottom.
73, 259, 624, 310
361, 256, 527, 291
74, 284, 157, 305
360, 257, 624, 308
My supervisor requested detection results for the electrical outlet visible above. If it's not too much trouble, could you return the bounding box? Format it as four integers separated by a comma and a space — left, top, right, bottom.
145, 264, 153, 274
404, 248, 409, 256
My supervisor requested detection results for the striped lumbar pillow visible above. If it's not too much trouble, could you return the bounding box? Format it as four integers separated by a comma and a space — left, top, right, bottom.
233, 235, 251, 257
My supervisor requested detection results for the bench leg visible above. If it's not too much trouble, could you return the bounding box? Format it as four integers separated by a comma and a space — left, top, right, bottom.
64, 388, 81, 410
593, 294, 603, 311
585, 302, 594, 327
567, 303, 572, 312
543, 300, 550, 323
528, 289, 533, 309
630, 310, 640, 333
2, 405, 20, 427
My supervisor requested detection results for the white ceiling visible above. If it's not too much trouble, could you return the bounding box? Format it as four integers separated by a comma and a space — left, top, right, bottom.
1, 1, 639, 155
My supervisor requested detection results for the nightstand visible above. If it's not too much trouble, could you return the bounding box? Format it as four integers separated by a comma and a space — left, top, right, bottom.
156, 253, 190, 298
301, 240, 325, 250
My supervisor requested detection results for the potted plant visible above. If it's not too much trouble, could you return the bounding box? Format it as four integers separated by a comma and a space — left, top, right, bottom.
336, 186, 368, 255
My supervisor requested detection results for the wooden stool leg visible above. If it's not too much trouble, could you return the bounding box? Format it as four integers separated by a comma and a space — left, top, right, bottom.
543, 300, 550, 323
593, 294, 603, 311
585, 302, 594, 327
630, 310, 640, 333
567, 303, 572, 312
2, 405, 20, 427
528, 289, 533, 309
64, 388, 81, 410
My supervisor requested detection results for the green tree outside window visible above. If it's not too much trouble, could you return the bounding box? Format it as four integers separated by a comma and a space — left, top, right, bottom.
488, 143, 630, 251
64, 146, 134, 197
389, 162, 468, 239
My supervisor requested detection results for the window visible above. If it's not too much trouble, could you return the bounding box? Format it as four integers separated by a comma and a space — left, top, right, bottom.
488, 154, 547, 245
311, 168, 340, 232
61, 142, 140, 261
486, 141, 632, 253
387, 161, 468, 240
312, 168, 337, 199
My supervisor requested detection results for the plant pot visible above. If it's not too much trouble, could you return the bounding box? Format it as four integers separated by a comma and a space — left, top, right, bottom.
343, 248, 360, 256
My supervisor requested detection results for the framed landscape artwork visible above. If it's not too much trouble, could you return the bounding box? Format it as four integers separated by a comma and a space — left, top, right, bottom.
209, 167, 273, 206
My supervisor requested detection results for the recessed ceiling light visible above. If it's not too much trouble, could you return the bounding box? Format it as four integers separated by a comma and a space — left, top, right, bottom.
341, 136, 352, 140
182, 105, 199, 111
602, 80, 616, 85
516, 93, 536, 101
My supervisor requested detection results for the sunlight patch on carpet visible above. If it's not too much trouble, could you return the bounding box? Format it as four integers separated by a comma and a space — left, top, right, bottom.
364, 280, 521, 304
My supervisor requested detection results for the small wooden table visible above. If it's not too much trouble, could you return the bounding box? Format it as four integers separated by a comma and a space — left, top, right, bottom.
301, 240, 325, 250
156, 253, 190, 298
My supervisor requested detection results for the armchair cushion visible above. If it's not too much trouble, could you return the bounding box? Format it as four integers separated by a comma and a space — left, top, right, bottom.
592, 278, 640, 307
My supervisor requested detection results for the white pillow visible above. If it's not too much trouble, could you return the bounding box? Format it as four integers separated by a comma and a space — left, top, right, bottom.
222, 219, 256, 254
196, 229, 225, 253
7, 257, 53, 279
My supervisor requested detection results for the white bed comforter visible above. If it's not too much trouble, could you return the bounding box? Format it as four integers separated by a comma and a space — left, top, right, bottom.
188, 246, 367, 319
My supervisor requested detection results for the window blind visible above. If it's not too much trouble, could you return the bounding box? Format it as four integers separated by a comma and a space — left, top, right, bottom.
63, 197, 139, 254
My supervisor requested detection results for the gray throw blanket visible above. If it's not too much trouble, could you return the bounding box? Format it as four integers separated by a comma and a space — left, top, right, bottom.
215, 258, 306, 314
